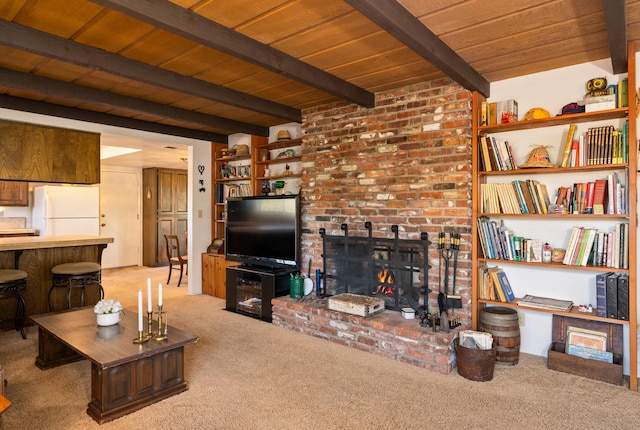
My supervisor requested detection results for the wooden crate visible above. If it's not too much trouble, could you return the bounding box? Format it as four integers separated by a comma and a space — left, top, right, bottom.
547, 315, 623, 386
327, 293, 384, 317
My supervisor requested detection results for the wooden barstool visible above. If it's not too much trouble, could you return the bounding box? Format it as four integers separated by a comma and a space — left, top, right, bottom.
0, 269, 27, 339
48, 262, 103, 311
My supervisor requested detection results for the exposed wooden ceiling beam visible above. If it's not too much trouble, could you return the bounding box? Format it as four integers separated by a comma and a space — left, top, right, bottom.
0, 21, 300, 124
0, 94, 227, 143
602, 0, 627, 74
0, 67, 268, 136
345, 0, 490, 97
89, 0, 375, 108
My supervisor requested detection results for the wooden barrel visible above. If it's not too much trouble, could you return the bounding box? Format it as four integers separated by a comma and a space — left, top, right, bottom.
479, 307, 520, 365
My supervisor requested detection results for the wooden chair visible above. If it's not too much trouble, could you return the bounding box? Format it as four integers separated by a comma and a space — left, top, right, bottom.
165, 234, 188, 287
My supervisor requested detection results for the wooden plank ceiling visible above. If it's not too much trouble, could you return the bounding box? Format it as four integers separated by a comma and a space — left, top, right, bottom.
0, 0, 637, 143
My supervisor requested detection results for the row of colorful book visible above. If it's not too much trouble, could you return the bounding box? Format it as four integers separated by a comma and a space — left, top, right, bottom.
563, 223, 628, 269
480, 180, 551, 214
560, 123, 628, 168
478, 135, 517, 171
478, 266, 515, 302
596, 272, 629, 321
553, 174, 626, 215
477, 217, 548, 262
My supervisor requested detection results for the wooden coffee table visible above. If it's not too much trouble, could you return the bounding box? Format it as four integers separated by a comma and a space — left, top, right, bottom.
30, 307, 198, 424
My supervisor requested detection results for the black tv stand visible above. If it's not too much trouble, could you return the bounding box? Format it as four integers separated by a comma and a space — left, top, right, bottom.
225, 265, 295, 322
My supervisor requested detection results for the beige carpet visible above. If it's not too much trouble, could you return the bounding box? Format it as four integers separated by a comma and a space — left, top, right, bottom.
1, 266, 639, 429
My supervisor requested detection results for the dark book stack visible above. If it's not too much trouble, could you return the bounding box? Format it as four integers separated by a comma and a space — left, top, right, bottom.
596, 272, 628, 320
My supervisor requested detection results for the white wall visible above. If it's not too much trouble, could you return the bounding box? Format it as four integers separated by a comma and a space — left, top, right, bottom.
488, 54, 639, 374
0, 108, 211, 296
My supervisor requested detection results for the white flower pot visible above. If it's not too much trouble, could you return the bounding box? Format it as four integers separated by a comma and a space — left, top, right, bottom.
96, 311, 124, 327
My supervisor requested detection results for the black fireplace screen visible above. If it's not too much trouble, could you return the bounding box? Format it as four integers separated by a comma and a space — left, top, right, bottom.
319, 222, 431, 311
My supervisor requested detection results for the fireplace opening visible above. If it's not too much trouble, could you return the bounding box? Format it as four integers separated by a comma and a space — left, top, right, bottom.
318, 222, 431, 312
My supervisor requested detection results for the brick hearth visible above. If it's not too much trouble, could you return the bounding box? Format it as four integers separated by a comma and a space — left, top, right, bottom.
272, 296, 461, 374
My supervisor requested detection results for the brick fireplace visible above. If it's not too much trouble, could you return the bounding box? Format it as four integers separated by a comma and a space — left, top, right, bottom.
271, 77, 473, 373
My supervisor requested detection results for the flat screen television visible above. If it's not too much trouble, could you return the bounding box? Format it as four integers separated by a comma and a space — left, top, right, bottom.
225, 194, 301, 270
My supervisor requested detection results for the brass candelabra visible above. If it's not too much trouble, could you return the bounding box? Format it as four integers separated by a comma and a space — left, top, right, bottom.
132, 306, 168, 343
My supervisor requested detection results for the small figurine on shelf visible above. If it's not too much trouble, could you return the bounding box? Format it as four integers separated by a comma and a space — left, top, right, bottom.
283, 163, 292, 176
261, 181, 271, 196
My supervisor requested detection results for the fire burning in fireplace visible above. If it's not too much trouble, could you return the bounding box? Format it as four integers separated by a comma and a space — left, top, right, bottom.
319, 222, 431, 311
374, 266, 395, 296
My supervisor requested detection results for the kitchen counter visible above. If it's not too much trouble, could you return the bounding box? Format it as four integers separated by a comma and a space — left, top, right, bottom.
0, 234, 113, 251
0, 229, 38, 237
0, 235, 114, 326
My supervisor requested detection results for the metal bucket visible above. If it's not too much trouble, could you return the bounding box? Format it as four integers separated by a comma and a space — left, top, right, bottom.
480, 307, 520, 365
454, 338, 496, 382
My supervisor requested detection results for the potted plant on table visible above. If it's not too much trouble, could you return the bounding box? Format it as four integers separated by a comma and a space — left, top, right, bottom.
94, 299, 124, 326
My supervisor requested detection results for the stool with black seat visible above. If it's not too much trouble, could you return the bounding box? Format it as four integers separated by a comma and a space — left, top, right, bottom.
0, 269, 28, 339
48, 262, 104, 311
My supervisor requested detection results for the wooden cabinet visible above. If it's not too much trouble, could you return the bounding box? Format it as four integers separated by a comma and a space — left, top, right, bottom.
471, 43, 637, 390
0, 181, 28, 206
202, 253, 239, 299
0, 119, 100, 184
143, 168, 188, 267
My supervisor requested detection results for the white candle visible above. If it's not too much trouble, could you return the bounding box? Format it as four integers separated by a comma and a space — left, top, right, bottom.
137, 289, 143, 332
158, 283, 163, 307
147, 278, 152, 313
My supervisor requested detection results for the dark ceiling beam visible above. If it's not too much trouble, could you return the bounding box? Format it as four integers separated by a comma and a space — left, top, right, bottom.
0, 21, 300, 123
0, 67, 269, 136
89, 0, 375, 107
345, 0, 490, 98
0, 94, 227, 143
602, 0, 627, 74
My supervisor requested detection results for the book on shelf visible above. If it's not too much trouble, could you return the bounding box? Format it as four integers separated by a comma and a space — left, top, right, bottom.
517, 294, 573, 311
487, 266, 514, 302
479, 136, 493, 171
617, 273, 629, 320
489, 102, 497, 125
566, 327, 607, 352
592, 178, 607, 214
488, 267, 507, 302
595, 272, 612, 318
561, 123, 577, 167
526, 239, 542, 263
481, 101, 488, 126
606, 273, 618, 319
566, 344, 614, 363
618, 77, 628, 108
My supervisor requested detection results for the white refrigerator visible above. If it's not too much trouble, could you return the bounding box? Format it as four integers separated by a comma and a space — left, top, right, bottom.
32, 185, 100, 236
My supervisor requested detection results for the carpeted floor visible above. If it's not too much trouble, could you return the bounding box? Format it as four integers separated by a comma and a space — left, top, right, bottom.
1, 265, 639, 429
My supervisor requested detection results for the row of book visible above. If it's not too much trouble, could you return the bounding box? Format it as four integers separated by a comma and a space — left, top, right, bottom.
479, 99, 518, 126
215, 183, 252, 203
478, 266, 515, 302
564, 325, 613, 364
480, 180, 551, 214
478, 135, 517, 171
560, 123, 629, 168
596, 272, 629, 321
477, 217, 546, 262
563, 224, 628, 269
554, 174, 626, 215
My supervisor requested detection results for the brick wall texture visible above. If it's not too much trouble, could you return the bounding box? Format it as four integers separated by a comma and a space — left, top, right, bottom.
298, 78, 474, 324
